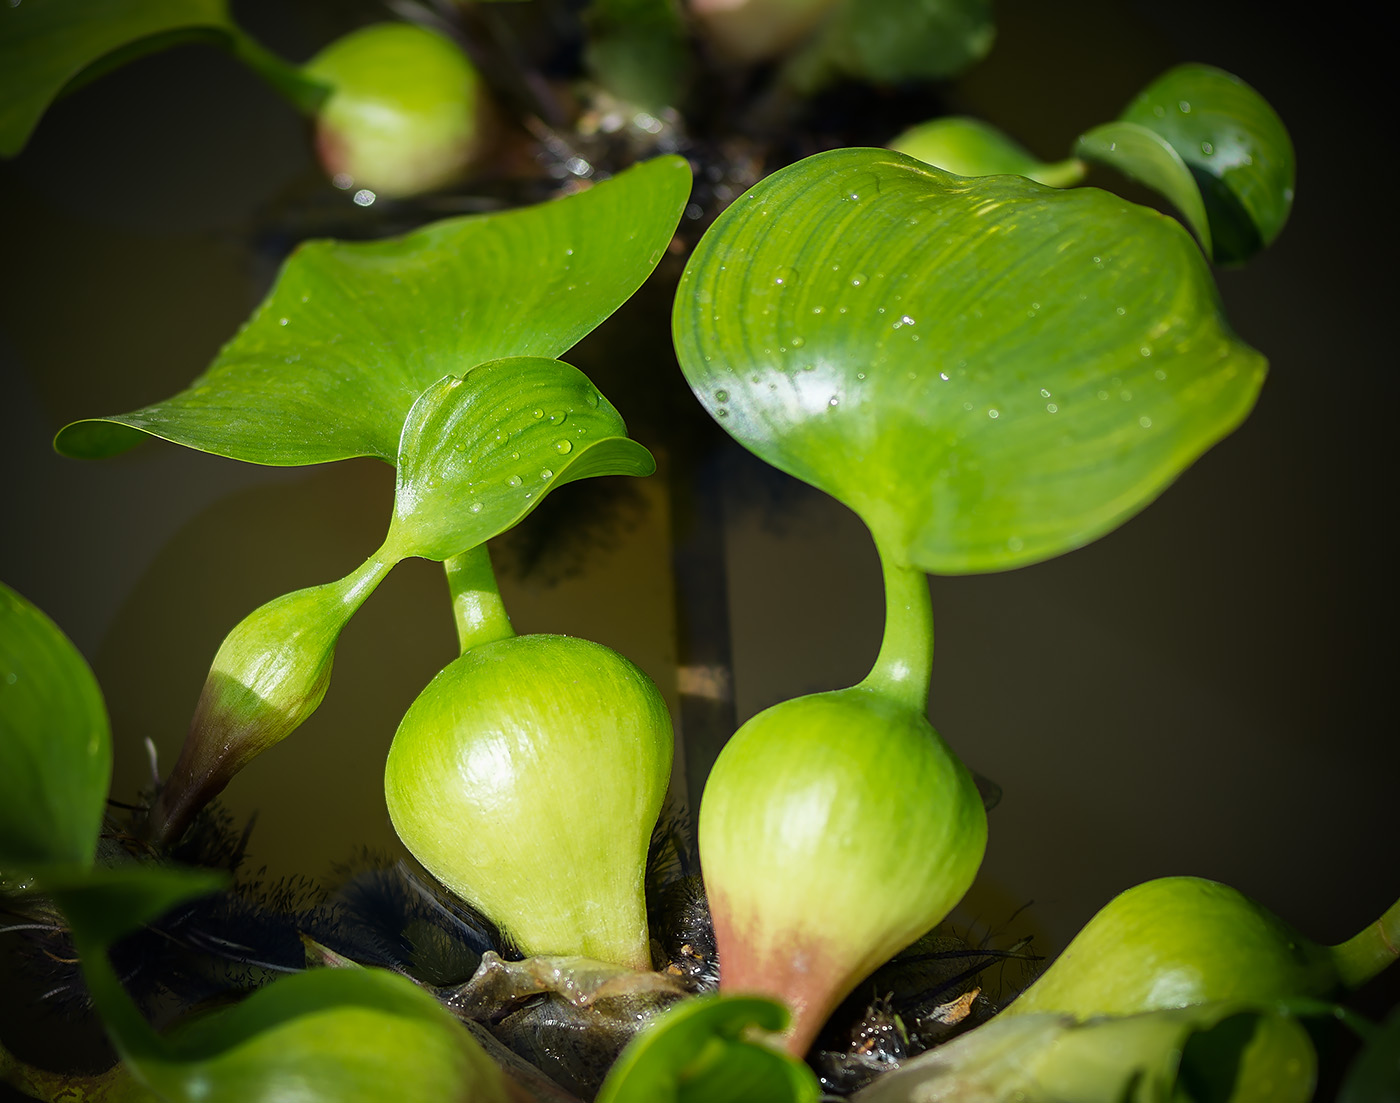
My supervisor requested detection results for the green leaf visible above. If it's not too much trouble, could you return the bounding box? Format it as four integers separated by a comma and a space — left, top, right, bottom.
584, 0, 687, 112
1339, 1003, 1400, 1103
34, 864, 228, 951
786, 0, 995, 93
56, 156, 693, 465
854, 1002, 1317, 1103
889, 117, 1086, 188
1078, 64, 1295, 264
386, 359, 655, 561
672, 147, 1266, 573
0, 0, 326, 158
595, 994, 821, 1103
0, 582, 111, 868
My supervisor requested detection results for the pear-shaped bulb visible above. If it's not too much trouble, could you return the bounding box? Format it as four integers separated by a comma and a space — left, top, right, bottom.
305, 23, 491, 198
384, 635, 673, 970
698, 686, 986, 1054
1003, 877, 1342, 1018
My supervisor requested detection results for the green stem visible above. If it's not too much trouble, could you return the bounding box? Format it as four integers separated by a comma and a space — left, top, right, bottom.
222, 26, 330, 115
857, 542, 934, 712
444, 545, 515, 655
1330, 896, 1400, 990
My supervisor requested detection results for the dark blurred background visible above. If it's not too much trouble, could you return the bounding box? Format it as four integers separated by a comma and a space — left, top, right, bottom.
1, 0, 1395, 1082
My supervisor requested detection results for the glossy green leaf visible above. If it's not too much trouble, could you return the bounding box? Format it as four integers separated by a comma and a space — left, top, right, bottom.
1076, 122, 1212, 254
148, 968, 510, 1103
889, 117, 1086, 187
387, 359, 655, 561
584, 0, 687, 111
786, 0, 994, 93
1078, 64, 1295, 264
0, 0, 326, 158
673, 147, 1266, 573
854, 1002, 1317, 1103
0, 582, 111, 868
596, 994, 821, 1103
56, 156, 692, 465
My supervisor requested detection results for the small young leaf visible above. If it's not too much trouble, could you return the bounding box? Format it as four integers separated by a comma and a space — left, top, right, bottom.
0, 582, 111, 869
386, 359, 655, 562
785, 0, 995, 93
889, 117, 1085, 187
1078, 64, 1295, 264
56, 155, 692, 466
595, 994, 821, 1103
673, 148, 1265, 573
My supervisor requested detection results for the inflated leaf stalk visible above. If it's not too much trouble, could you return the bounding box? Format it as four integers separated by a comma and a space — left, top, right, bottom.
1003, 876, 1400, 1018
55, 155, 691, 466
1076, 64, 1295, 264
689, 0, 842, 64
0, 582, 111, 870
672, 147, 1267, 575
697, 542, 985, 1055
856, 1000, 1319, 1103
304, 22, 492, 198
152, 358, 655, 846
888, 117, 1085, 188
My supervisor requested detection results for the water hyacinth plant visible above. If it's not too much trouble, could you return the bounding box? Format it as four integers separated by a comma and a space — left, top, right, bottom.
2, 2, 1395, 1102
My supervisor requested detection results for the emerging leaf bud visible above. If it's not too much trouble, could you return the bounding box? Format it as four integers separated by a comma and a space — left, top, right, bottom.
305, 23, 491, 198
698, 686, 986, 1055
385, 635, 674, 970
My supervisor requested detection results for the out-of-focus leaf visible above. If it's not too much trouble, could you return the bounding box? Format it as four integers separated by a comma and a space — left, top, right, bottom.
1339, 1003, 1400, 1103
56, 156, 692, 466
584, 0, 687, 111
387, 360, 655, 561
854, 1002, 1317, 1102
673, 147, 1265, 573
34, 864, 228, 951
1078, 64, 1294, 264
786, 0, 994, 93
889, 117, 1085, 187
595, 994, 821, 1103
0, 0, 326, 158
0, 582, 110, 868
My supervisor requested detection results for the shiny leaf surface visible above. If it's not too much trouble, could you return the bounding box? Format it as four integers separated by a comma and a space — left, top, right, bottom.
387, 360, 655, 561
595, 994, 821, 1103
0, 582, 110, 868
56, 156, 692, 465
673, 148, 1266, 573
1078, 64, 1294, 263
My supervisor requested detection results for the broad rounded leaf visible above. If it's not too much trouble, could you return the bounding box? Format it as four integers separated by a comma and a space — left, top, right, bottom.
56, 156, 692, 465
0, 582, 111, 868
673, 148, 1266, 573
149, 968, 510, 1103
596, 994, 821, 1103
890, 117, 1085, 188
1076, 121, 1212, 255
1081, 64, 1295, 264
386, 358, 655, 561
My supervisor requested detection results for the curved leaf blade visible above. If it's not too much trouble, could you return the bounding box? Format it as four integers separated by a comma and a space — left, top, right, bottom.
596, 994, 821, 1103
0, 0, 231, 158
1075, 121, 1212, 255
387, 358, 655, 561
35, 864, 229, 952
673, 148, 1266, 573
56, 155, 693, 465
0, 582, 111, 868
1086, 64, 1295, 264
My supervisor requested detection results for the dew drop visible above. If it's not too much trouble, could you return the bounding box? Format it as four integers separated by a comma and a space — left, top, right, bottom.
1139, 346, 1152, 357
1046, 402, 1059, 413
801, 363, 816, 372
841, 173, 881, 202
507, 475, 523, 488
1200, 140, 1214, 155
1116, 306, 1126, 316
1178, 100, 1192, 113
851, 273, 868, 287
773, 266, 798, 286
828, 395, 840, 407
1139, 416, 1153, 428
532, 409, 544, 419
900, 315, 916, 326
278, 317, 289, 326
470, 501, 484, 513
540, 468, 554, 480
555, 439, 573, 454
855, 372, 866, 380
548, 409, 567, 424
510, 451, 520, 460
939, 372, 950, 381
988, 408, 1000, 419
717, 408, 730, 418
1040, 388, 1051, 398
1153, 369, 1167, 381
1007, 536, 1024, 552
715, 389, 730, 402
